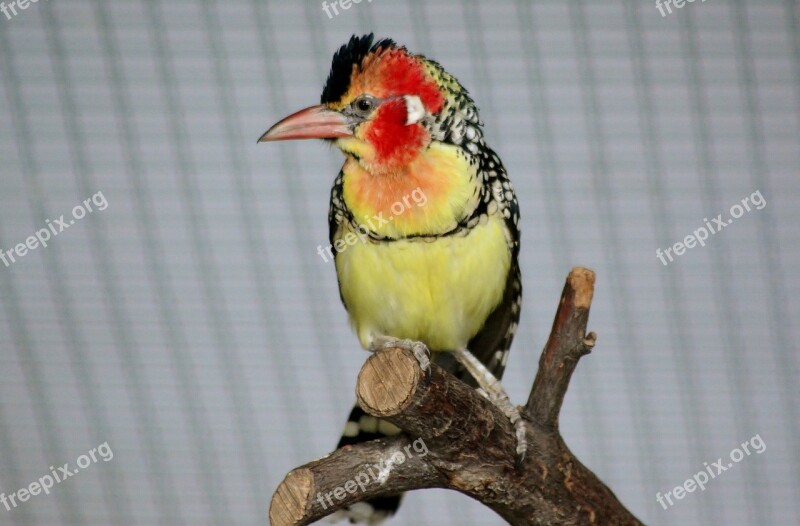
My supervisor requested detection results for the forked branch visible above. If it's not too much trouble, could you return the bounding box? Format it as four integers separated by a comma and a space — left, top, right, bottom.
269, 267, 645, 525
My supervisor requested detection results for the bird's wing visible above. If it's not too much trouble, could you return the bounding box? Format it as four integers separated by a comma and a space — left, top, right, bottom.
465, 259, 522, 381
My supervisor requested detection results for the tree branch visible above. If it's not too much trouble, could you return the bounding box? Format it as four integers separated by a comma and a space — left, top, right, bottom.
525, 266, 597, 428
269, 267, 645, 525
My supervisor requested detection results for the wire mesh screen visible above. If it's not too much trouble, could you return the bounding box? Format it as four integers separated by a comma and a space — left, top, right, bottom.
0, 0, 798, 524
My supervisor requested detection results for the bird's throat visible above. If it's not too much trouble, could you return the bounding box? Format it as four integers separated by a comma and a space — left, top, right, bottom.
341, 142, 480, 238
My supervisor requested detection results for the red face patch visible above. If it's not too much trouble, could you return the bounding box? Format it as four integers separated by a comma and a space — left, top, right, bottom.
364, 98, 428, 166
353, 49, 445, 167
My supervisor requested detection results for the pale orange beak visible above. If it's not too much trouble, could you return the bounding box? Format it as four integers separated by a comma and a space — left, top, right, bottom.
258, 104, 353, 142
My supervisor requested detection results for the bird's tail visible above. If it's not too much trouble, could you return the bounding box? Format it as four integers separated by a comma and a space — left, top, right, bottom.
328, 405, 404, 524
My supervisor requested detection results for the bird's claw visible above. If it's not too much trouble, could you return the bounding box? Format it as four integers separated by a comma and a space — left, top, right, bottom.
514, 417, 528, 472
515, 454, 526, 472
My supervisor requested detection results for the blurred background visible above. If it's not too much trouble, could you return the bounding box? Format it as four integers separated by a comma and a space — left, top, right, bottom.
0, 0, 798, 524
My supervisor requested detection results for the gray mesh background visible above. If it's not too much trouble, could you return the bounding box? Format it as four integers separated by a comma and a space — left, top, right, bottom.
0, 0, 798, 525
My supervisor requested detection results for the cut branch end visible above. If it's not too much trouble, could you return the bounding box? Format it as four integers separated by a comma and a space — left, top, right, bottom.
268, 267, 644, 526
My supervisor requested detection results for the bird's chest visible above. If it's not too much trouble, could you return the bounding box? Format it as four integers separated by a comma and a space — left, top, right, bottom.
334, 215, 511, 351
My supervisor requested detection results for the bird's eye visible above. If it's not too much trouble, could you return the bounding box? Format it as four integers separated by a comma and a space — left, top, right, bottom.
354, 96, 375, 114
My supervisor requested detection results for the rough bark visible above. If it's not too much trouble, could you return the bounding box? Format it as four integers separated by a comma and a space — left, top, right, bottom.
269, 267, 645, 525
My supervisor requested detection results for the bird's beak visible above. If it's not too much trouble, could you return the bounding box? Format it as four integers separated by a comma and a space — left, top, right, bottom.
258, 104, 352, 142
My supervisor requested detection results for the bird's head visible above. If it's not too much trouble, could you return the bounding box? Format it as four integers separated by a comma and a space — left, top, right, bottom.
259, 34, 465, 174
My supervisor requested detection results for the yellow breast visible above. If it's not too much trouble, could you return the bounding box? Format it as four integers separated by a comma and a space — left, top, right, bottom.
334, 214, 511, 351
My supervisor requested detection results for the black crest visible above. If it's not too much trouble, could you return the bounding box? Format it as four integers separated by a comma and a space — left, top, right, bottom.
320, 33, 397, 104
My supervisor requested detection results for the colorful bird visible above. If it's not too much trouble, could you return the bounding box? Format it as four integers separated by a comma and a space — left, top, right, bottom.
260, 34, 523, 524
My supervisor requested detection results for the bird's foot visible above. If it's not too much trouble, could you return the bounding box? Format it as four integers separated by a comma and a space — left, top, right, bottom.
369, 337, 432, 384
453, 348, 528, 469
513, 411, 528, 471
482, 386, 528, 471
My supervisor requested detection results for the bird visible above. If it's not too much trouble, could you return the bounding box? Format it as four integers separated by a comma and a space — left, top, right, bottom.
259, 33, 522, 524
